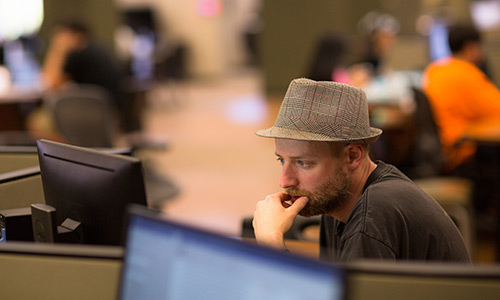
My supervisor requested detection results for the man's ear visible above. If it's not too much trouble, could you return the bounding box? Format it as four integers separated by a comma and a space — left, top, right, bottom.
345, 144, 364, 170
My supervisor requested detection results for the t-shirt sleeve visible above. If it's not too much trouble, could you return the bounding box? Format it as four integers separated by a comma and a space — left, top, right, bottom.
464, 68, 500, 119
339, 232, 396, 262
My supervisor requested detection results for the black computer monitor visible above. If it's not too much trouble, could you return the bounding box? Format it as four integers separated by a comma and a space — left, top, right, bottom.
35, 139, 147, 246
118, 205, 346, 300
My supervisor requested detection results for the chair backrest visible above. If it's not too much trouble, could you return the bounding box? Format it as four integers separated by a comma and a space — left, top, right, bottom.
409, 87, 444, 178
49, 84, 118, 148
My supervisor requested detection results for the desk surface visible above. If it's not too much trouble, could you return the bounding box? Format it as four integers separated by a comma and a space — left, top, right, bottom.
463, 121, 500, 145
243, 238, 320, 259
0, 86, 43, 104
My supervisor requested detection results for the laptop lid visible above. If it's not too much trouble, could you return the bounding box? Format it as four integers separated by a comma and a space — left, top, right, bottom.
119, 205, 345, 300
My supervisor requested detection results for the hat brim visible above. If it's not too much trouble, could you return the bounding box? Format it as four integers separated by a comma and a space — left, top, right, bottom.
255, 126, 383, 144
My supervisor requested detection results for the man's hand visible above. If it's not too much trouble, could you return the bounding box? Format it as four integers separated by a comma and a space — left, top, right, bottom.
252, 192, 309, 249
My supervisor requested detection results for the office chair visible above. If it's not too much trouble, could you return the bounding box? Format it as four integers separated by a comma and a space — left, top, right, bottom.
49, 84, 118, 148
410, 87, 475, 256
47, 84, 179, 208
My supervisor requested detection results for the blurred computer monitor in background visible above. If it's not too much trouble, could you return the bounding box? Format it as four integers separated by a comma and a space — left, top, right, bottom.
428, 19, 451, 62
2, 36, 41, 89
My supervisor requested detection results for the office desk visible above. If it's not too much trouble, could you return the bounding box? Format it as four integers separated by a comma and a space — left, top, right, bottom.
0, 87, 43, 103
463, 122, 500, 145
0, 88, 43, 147
243, 238, 320, 259
0, 88, 43, 131
284, 239, 320, 258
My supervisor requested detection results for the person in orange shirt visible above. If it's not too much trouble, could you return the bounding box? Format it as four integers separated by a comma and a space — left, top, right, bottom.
422, 23, 500, 171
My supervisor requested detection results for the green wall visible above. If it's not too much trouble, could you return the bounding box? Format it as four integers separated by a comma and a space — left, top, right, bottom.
260, 0, 421, 95
40, 0, 119, 53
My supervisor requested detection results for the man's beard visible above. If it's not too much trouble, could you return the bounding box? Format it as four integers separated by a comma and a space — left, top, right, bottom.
286, 167, 351, 217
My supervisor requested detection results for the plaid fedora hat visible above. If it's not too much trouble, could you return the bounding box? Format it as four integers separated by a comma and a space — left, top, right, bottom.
256, 78, 382, 144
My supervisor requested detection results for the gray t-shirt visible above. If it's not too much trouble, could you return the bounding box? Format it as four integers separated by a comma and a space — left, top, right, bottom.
319, 161, 471, 263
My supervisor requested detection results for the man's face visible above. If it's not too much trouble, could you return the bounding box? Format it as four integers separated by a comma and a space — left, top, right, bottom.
275, 139, 351, 217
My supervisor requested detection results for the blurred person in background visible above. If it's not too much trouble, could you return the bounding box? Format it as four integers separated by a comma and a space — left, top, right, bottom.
26, 19, 125, 141
422, 23, 500, 217
422, 23, 500, 172
42, 19, 124, 108
348, 11, 400, 88
306, 32, 350, 83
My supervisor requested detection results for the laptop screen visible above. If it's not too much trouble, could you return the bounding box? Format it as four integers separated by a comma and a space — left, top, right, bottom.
119, 206, 345, 300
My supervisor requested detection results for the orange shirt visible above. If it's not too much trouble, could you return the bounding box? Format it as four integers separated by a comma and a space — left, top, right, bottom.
422, 58, 500, 170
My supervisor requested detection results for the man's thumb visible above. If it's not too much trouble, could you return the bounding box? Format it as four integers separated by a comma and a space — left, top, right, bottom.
289, 196, 309, 214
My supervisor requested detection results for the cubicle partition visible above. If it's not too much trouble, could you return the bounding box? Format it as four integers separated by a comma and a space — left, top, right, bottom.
0, 146, 39, 174
0, 242, 123, 300
0, 166, 44, 211
1, 237, 500, 299
0, 146, 44, 211
345, 261, 500, 300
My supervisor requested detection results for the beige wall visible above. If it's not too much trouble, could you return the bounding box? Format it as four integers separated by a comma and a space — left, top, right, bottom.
115, 0, 261, 78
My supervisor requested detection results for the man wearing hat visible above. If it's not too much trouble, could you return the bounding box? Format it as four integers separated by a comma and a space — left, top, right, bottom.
253, 78, 470, 262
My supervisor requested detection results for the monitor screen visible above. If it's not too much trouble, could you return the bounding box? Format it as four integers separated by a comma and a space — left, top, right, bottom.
118, 205, 345, 300
2, 37, 41, 89
428, 19, 451, 62
36, 139, 147, 246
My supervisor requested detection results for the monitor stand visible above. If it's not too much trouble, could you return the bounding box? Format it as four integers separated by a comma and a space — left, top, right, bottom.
31, 204, 83, 243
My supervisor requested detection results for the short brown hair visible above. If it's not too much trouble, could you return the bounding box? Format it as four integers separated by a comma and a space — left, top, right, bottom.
327, 142, 370, 158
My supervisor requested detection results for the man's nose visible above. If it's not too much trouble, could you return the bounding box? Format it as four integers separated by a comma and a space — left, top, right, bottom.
279, 164, 299, 189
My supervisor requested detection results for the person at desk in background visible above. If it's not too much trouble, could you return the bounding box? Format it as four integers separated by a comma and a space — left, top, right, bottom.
26, 19, 125, 141
42, 19, 124, 109
422, 23, 500, 173
252, 78, 471, 263
348, 11, 400, 86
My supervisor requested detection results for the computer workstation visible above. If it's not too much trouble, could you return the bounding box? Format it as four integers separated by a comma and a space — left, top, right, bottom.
3, 197, 500, 299
1, 139, 500, 299
31, 139, 147, 245
118, 205, 346, 300
0, 139, 144, 246
118, 205, 500, 300
0, 139, 145, 299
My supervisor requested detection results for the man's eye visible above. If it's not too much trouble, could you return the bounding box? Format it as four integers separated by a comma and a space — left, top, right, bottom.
276, 157, 284, 165
297, 160, 307, 167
